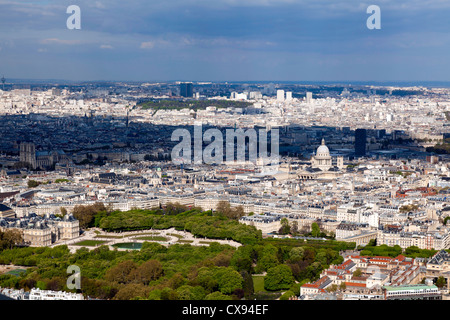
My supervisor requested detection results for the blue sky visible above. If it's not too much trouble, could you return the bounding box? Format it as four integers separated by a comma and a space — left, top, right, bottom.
1, 0, 450, 82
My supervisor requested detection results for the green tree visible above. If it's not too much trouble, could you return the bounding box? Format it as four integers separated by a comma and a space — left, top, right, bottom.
72, 202, 107, 229
311, 222, 321, 238
128, 259, 163, 285
279, 218, 290, 235
436, 276, 446, 288
264, 265, 295, 291
205, 291, 233, 300
104, 260, 137, 284
113, 283, 150, 300
289, 247, 305, 262
279, 290, 295, 300
353, 269, 363, 277
0, 229, 23, 250
27, 180, 40, 188
215, 267, 243, 295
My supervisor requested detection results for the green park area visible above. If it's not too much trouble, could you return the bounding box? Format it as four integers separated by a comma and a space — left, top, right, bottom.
0, 202, 441, 300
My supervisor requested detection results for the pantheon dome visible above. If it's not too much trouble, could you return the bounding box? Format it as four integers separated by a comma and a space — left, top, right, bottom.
311, 138, 332, 170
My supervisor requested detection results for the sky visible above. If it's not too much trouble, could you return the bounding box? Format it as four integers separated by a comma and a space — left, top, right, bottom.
1, 0, 450, 82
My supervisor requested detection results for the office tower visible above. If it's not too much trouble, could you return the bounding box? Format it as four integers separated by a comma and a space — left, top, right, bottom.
277, 89, 285, 101
306, 92, 313, 104
180, 82, 193, 98
355, 129, 367, 157
285, 91, 292, 101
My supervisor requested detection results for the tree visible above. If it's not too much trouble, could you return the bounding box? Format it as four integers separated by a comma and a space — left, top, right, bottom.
264, 265, 295, 291
339, 282, 347, 291
279, 218, 290, 235
327, 284, 338, 292
104, 260, 137, 284
289, 247, 305, 263
205, 291, 232, 300
27, 180, 40, 188
240, 270, 254, 299
0, 229, 23, 250
280, 290, 295, 300
353, 269, 363, 277
128, 259, 163, 285
215, 201, 244, 220
215, 267, 243, 295
436, 276, 446, 289
311, 222, 321, 238
113, 283, 150, 300
291, 221, 299, 236
60, 207, 67, 216
72, 202, 107, 229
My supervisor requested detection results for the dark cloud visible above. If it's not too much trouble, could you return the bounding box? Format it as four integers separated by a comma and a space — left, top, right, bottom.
0, 0, 449, 81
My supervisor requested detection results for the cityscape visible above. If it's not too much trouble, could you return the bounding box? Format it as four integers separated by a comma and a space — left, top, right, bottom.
1, 0, 450, 312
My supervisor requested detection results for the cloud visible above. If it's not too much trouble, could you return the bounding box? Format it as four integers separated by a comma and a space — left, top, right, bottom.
140, 41, 155, 49
100, 44, 113, 49
40, 38, 82, 45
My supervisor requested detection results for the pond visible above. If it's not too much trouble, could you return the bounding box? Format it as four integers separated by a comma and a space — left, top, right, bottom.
112, 242, 143, 250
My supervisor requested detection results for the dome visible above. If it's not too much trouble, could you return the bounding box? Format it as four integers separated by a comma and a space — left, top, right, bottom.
315, 139, 330, 158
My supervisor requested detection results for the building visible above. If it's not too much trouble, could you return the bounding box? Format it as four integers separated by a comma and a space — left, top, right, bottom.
355, 129, 367, 157
306, 92, 313, 104
276, 89, 285, 101
311, 139, 333, 171
20, 142, 36, 169
0, 213, 79, 246
239, 213, 281, 235
0, 203, 15, 219
29, 288, 84, 300
19, 142, 71, 170
180, 82, 193, 98
285, 91, 293, 101
382, 284, 441, 300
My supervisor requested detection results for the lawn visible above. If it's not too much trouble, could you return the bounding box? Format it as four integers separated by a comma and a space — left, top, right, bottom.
134, 236, 168, 241
73, 240, 107, 246
252, 275, 266, 292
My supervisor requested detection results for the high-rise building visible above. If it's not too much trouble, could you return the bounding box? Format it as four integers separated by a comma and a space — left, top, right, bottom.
306, 92, 313, 104
355, 129, 367, 157
285, 91, 293, 101
277, 89, 285, 101
180, 82, 193, 98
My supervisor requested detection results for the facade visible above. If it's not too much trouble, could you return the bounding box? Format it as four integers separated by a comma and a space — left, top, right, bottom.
377, 227, 450, 250
29, 288, 84, 300
355, 128, 367, 157
0, 213, 79, 247
239, 213, 281, 235
383, 284, 441, 300
19, 142, 71, 170
180, 82, 193, 98
311, 139, 333, 171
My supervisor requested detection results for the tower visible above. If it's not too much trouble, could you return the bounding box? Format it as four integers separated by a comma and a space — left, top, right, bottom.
277, 89, 285, 101
306, 92, 313, 104
1, 76, 5, 91
355, 129, 367, 157
20, 142, 37, 169
180, 82, 193, 97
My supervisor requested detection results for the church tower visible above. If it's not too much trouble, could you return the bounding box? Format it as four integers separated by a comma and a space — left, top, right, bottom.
20, 142, 37, 169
